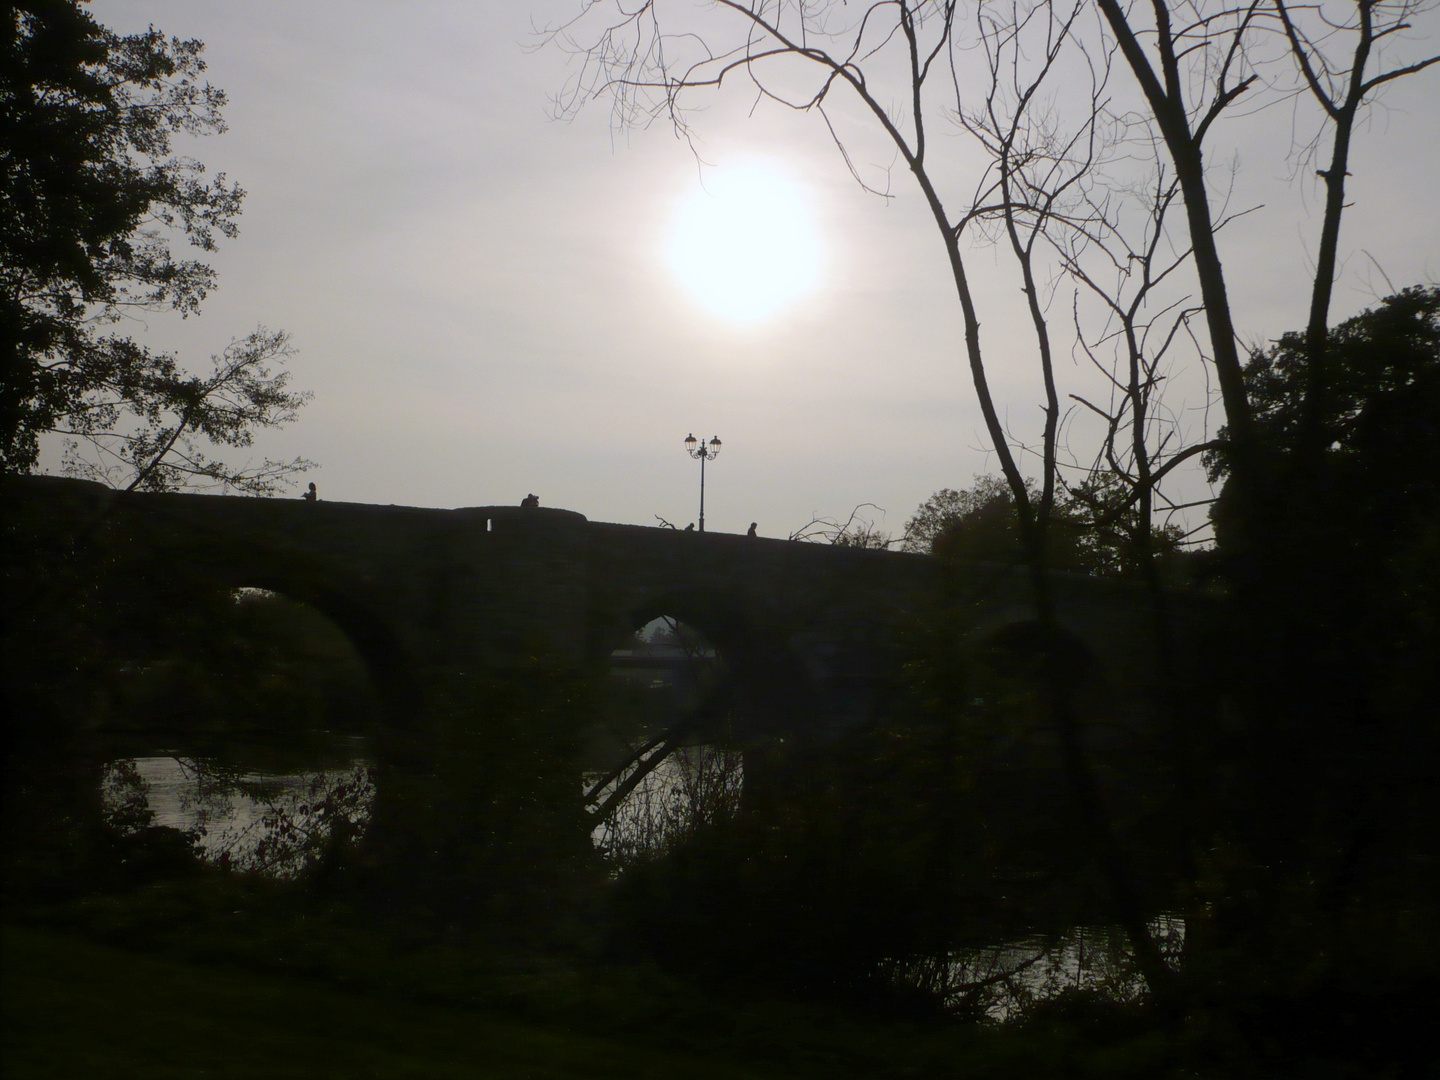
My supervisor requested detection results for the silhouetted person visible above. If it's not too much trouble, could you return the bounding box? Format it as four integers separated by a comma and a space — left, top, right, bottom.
302, 482, 317, 502
684, 523, 695, 531
747, 522, 757, 537
521, 493, 539, 509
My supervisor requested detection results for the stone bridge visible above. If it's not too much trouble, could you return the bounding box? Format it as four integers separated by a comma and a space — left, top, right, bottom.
7, 477, 1194, 741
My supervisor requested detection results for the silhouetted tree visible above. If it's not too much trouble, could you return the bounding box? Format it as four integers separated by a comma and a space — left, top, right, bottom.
903, 478, 1025, 557
790, 503, 894, 548
1204, 286, 1440, 910
1, 1, 311, 491
1060, 473, 1189, 581
903, 474, 1184, 577
1209, 285, 1440, 501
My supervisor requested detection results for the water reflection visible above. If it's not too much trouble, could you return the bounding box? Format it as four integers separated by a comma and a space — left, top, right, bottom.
585, 743, 742, 863
101, 753, 374, 877
885, 916, 1186, 1020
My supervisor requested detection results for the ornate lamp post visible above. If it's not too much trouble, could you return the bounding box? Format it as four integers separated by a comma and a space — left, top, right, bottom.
684, 433, 722, 532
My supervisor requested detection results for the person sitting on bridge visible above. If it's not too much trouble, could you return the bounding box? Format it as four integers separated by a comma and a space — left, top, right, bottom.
521, 493, 539, 509
302, 482, 317, 502
684, 523, 695, 531
747, 522, 757, 537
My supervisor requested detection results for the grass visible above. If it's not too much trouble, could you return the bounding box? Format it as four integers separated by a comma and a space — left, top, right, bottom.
1, 868, 998, 1080
2, 923, 791, 1079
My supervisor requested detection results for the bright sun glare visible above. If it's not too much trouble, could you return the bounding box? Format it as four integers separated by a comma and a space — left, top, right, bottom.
668, 164, 822, 323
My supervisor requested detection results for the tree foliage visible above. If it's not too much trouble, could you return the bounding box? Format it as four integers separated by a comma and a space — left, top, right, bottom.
903, 476, 1035, 560
1209, 285, 1440, 502
55, 327, 312, 494
903, 474, 1185, 577
0, 1, 310, 491
1207, 283, 1440, 726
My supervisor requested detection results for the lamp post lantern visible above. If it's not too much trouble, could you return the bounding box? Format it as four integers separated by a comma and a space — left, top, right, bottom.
684, 433, 722, 532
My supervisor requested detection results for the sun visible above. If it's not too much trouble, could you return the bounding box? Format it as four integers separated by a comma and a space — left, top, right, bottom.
667, 164, 822, 323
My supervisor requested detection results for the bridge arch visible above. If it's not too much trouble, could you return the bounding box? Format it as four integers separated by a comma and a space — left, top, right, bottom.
597, 586, 822, 741
112, 535, 420, 736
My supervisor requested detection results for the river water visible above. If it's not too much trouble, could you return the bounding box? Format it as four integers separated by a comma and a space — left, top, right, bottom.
101, 752, 374, 876
908, 915, 1186, 1020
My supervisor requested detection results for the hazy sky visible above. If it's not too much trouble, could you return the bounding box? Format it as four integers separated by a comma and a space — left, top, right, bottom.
82, 2, 1440, 539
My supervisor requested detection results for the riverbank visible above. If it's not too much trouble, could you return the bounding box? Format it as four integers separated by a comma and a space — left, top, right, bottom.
0, 887, 1170, 1080
5, 871, 1430, 1078
3, 924, 793, 1079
